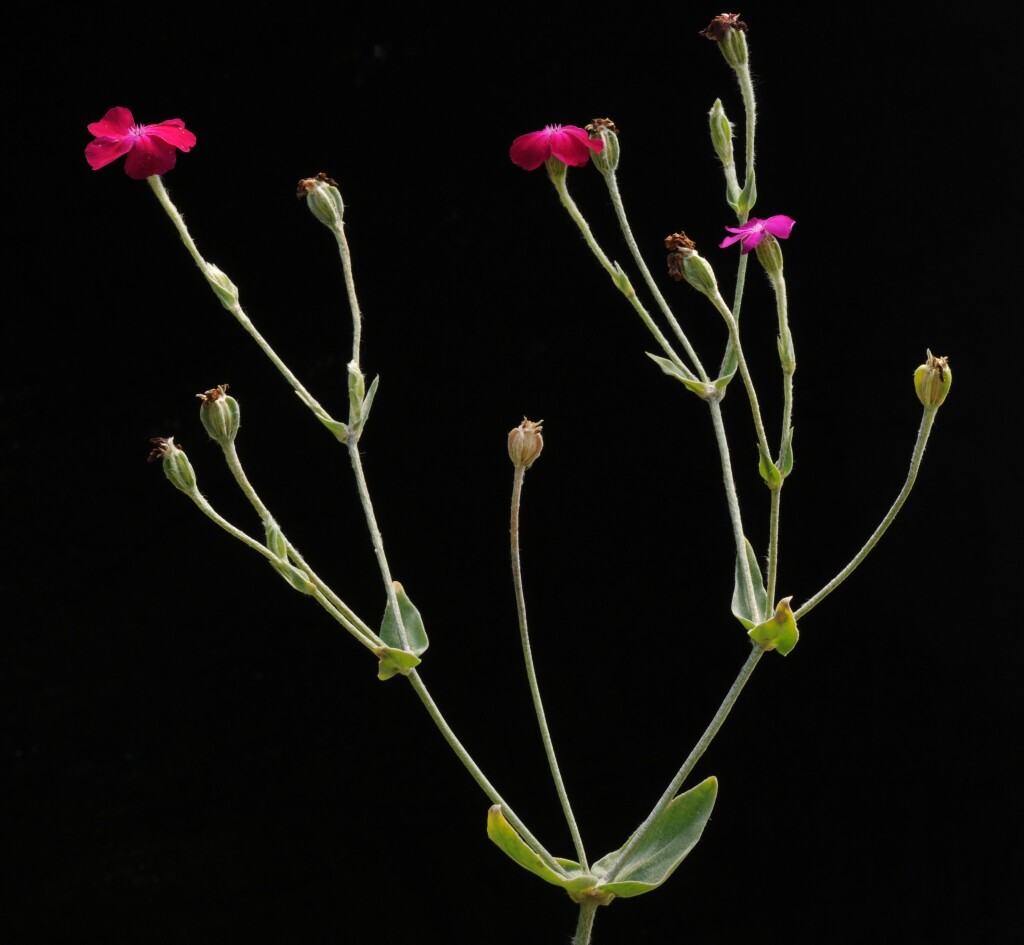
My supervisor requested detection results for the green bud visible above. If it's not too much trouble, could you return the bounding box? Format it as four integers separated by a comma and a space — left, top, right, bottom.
754, 233, 785, 277
205, 264, 239, 310
699, 13, 749, 67
147, 436, 197, 495
708, 99, 735, 169
586, 118, 620, 175
197, 384, 240, 446
914, 350, 952, 408
297, 173, 345, 231
682, 251, 720, 298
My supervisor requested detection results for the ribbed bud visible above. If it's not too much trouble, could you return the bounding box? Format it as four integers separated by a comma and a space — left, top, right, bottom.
508, 418, 544, 469
754, 233, 785, 276
197, 384, 240, 446
147, 437, 197, 495
914, 350, 952, 409
297, 173, 345, 231
205, 264, 239, 310
586, 118, 620, 174
708, 99, 735, 169
682, 251, 720, 297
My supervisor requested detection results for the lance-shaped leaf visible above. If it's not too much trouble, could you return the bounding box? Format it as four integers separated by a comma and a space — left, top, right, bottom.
731, 537, 768, 629
646, 353, 711, 399
377, 582, 429, 679
749, 596, 799, 655
588, 777, 718, 898
486, 806, 602, 900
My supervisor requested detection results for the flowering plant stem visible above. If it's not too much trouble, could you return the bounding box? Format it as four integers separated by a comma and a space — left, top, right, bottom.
766, 269, 794, 611
404, 669, 568, 876
510, 465, 589, 869
709, 399, 759, 621
795, 406, 940, 620
602, 643, 763, 882
548, 172, 691, 376
599, 167, 709, 382
146, 176, 334, 421
218, 439, 382, 648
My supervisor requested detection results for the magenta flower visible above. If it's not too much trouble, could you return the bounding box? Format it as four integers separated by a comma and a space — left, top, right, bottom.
85, 107, 196, 179
510, 124, 603, 171
719, 215, 796, 254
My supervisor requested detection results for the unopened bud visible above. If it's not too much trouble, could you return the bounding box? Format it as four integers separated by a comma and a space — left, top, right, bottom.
699, 13, 749, 68
708, 99, 735, 169
914, 350, 952, 409
508, 418, 544, 469
665, 234, 719, 298
197, 384, 240, 446
205, 264, 239, 310
754, 233, 785, 276
297, 172, 345, 230
586, 118, 620, 174
147, 436, 197, 495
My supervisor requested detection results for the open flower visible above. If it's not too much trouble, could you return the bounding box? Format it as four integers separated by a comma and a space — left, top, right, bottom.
510, 124, 603, 171
719, 215, 795, 254
85, 107, 196, 179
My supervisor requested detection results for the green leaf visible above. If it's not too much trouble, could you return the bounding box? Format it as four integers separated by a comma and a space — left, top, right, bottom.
731, 537, 767, 630
737, 172, 757, 216
645, 353, 710, 399
589, 777, 718, 898
379, 581, 429, 657
377, 582, 429, 679
749, 597, 799, 655
486, 807, 603, 900
779, 426, 795, 478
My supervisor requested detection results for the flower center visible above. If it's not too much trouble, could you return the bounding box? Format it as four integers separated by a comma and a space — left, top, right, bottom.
543, 124, 563, 136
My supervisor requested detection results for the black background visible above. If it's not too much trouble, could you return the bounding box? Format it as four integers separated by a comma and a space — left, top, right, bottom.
5, 3, 1020, 942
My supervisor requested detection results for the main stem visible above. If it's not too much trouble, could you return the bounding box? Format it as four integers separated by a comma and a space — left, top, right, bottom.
510, 466, 588, 869
603, 643, 764, 882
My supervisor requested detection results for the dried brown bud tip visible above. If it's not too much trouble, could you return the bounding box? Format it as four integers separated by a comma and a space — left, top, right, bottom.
586, 118, 620, 137
196, 383, 230, 403
699, 12, 748, 41
665, 232, 697, 252
147, 436, 176, 463
508, 418, 544, 469
296, 171, 339, 199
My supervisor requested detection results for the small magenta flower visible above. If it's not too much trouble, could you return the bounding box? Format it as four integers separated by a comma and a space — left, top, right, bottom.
719, 215, 796, 254
509, 124, 603, 171
85, 107, 196, 179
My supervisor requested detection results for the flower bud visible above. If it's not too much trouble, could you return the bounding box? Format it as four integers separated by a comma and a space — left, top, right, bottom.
754, 233, 785, 277
914, 350, 951, 409
508, 418, 544, 469
205, 264, 239, 310
699, 13, 749, 68
297, 172, 345, 231
147, 436, 197, 495
586, 118, 620, 174
708, 99, 735, 170
197, 384, 240, 446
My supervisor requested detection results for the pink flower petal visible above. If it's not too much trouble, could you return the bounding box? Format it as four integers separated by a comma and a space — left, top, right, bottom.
738, 229, 765, 253
85, 135, 133, 171
763, 215, 796, 239
122, 134, 179, 179
548, 127, 601, 167
719, 231, 746, 249
510, 130, 553, 171
86, 106, 135, 138
145, 119, 197, 152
